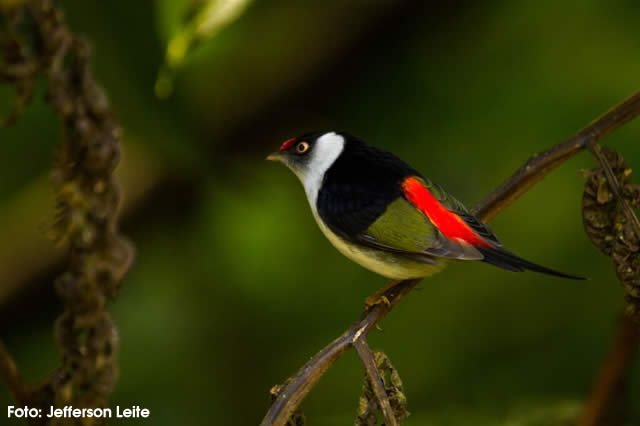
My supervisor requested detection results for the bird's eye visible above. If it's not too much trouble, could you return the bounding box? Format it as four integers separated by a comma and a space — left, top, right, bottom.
296, 142, 310, 154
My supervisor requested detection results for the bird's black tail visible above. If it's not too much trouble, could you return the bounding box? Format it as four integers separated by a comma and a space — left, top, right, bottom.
476, 246, 585, 280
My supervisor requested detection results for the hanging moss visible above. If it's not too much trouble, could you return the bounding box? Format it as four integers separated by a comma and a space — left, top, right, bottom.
0, 1, 134, 423
582, 147, 640, 324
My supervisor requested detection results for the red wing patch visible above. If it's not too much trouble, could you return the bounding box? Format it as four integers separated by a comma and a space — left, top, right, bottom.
402, 177, 493, 248
280, 138, 296, 151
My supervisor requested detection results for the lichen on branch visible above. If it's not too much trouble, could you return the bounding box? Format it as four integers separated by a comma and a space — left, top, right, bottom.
582, 146, 640, 322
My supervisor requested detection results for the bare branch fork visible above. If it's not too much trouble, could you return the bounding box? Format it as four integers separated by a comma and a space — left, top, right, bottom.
262, 90, 640, 426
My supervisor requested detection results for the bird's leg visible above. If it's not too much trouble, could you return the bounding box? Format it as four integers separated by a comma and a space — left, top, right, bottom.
364, 280, 403, 309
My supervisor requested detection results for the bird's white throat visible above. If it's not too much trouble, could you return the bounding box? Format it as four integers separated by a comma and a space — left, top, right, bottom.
295, 131, 345, 209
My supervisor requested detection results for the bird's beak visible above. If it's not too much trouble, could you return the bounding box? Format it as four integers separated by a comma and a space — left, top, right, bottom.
266, 151, 283, 162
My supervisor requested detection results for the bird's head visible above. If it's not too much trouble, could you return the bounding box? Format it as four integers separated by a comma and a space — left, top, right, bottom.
266, 131, 345, 186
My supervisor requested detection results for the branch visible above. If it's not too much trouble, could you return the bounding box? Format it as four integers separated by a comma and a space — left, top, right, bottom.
1, 0, 134, 414
353, 338, 398, 426
263, 279, 420, 426
0, 342, 28, 405
261, 90, 640, 426
587, 143, 640, 239
473, 90, 640, 221
577, 139, 640, 425
578, 315, 640, 426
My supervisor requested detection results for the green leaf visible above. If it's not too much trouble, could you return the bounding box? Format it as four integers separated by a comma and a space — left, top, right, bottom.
155, 0, 253, 98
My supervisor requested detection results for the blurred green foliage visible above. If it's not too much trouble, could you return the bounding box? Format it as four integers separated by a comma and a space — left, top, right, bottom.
154, 0, 253, 97
1, 0, 640, 425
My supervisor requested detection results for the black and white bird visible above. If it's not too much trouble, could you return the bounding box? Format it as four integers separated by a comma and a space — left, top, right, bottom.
267, 131, 583, 282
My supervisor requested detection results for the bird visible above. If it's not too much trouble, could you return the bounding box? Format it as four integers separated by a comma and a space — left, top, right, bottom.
267, 131, 583, 290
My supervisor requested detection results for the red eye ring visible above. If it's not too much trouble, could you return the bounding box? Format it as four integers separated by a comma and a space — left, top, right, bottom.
296, 142, 310, 154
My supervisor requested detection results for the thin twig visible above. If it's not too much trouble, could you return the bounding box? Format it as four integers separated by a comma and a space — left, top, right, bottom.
261, 90, 640, 426
587, 143, 640, 239
474, 90, 640, 221
578, 315, 640, 426
353, 338, 398, 426
0, 341, 28, 405
262, 279, 420, 426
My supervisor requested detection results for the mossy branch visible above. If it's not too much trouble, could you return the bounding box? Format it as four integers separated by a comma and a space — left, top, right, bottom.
262, 90, 640, 426
578, 144, 640, 425
353, 338, 399, 426
0, 0, 134, 422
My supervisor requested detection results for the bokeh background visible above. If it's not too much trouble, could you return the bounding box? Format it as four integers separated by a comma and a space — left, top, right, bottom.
2, 0, 640, 424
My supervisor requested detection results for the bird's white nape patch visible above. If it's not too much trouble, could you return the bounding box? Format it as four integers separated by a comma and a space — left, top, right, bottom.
299, 131, 345, 208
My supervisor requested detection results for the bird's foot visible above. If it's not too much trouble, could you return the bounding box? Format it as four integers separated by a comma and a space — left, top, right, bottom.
364, 294, 391, 309
364, 280, 402, 309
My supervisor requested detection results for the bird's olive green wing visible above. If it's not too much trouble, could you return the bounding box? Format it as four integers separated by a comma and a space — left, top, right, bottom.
356, 196, 484, 264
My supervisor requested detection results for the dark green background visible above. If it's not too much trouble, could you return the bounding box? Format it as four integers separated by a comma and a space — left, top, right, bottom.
2, 0, 639, 424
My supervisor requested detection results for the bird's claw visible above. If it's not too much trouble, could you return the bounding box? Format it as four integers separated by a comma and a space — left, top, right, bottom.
364, 294, 391, 309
